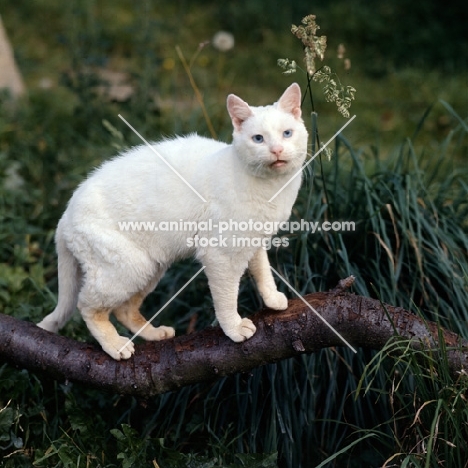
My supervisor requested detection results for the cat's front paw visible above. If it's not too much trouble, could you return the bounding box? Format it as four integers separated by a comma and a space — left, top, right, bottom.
101, 335, 135, 360
224, 318, 256, 342
263, 291, 288, 310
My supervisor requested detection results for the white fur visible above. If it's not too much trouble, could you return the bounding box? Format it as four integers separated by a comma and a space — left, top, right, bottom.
38, 83, 308, 360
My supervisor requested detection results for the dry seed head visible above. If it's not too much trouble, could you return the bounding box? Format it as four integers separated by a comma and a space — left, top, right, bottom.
291, 15, 327, 76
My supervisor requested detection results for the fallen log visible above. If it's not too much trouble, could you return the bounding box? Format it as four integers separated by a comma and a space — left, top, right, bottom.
0, 277, 466, 397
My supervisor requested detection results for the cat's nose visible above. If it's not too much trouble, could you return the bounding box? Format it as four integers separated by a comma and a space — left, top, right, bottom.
270, 145, 284, 157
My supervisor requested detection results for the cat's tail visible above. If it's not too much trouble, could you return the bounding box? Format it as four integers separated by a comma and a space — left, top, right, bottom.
37, 229, 81, 333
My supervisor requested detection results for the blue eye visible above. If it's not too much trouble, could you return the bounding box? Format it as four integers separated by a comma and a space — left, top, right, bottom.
283, 129, 293, 138
252, 134, 264, 143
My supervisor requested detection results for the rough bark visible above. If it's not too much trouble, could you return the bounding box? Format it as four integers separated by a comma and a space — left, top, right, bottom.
1, 277, 467, 397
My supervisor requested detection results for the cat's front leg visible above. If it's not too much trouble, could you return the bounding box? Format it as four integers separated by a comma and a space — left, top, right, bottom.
248, 248, 288, 310
204, 262, 256, 342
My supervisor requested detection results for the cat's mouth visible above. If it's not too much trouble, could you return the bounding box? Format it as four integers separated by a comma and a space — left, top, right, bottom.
270, 160, 288, 169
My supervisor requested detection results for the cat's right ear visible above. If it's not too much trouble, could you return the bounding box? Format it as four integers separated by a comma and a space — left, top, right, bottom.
277, 83, 302, 119
227, 94, 254, 131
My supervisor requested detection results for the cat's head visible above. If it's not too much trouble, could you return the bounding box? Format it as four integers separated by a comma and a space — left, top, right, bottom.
227, 83, 308, 179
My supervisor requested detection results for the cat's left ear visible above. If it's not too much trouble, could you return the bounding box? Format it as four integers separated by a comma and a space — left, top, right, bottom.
227, 94, 254, 131
277, 83, 302, 119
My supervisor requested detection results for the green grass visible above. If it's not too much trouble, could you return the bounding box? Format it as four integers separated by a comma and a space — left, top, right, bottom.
357, 335, 468, 467
1, 1, 467, 466
1, 94, 466, 466
2, 1, 467, 149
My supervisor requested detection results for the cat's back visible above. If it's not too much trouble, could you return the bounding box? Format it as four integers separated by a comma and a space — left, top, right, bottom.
65, 133, 229, 222
156, 134, 228, 162
76, 134, 227, 189
98, 133, 227, 174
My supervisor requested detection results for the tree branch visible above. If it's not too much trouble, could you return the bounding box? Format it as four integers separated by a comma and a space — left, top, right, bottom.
1, 277, 467, 397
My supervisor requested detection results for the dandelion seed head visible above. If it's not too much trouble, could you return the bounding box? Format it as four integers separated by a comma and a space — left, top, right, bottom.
212, 31, 235, 52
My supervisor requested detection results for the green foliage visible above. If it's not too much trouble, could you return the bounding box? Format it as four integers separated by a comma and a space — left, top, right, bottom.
111, 425, 150, 468
322, 0, 468, 75
358, 336, 468, 467
215, 0, 468, 74
1, 95, 466, 466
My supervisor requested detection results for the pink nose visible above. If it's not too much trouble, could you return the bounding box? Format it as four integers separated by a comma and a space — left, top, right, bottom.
270, 145, 284, 157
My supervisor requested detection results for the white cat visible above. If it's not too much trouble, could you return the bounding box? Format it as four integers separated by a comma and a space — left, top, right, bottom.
38, 83, 309, 360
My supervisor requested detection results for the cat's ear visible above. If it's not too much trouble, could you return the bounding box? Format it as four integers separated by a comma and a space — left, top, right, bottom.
277, 83, 302, 119
227, 94, 254, 131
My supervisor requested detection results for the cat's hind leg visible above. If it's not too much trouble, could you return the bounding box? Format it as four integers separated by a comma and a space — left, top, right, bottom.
80, 306, 135, 360
75, 236, 162, 359
113, 287, 175, 342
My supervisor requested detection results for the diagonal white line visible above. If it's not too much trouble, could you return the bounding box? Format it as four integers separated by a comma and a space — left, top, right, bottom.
118, 265, 206, 353
118, 114, 207, 202
270, 266, 357, 353
268, 115, 356, 202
